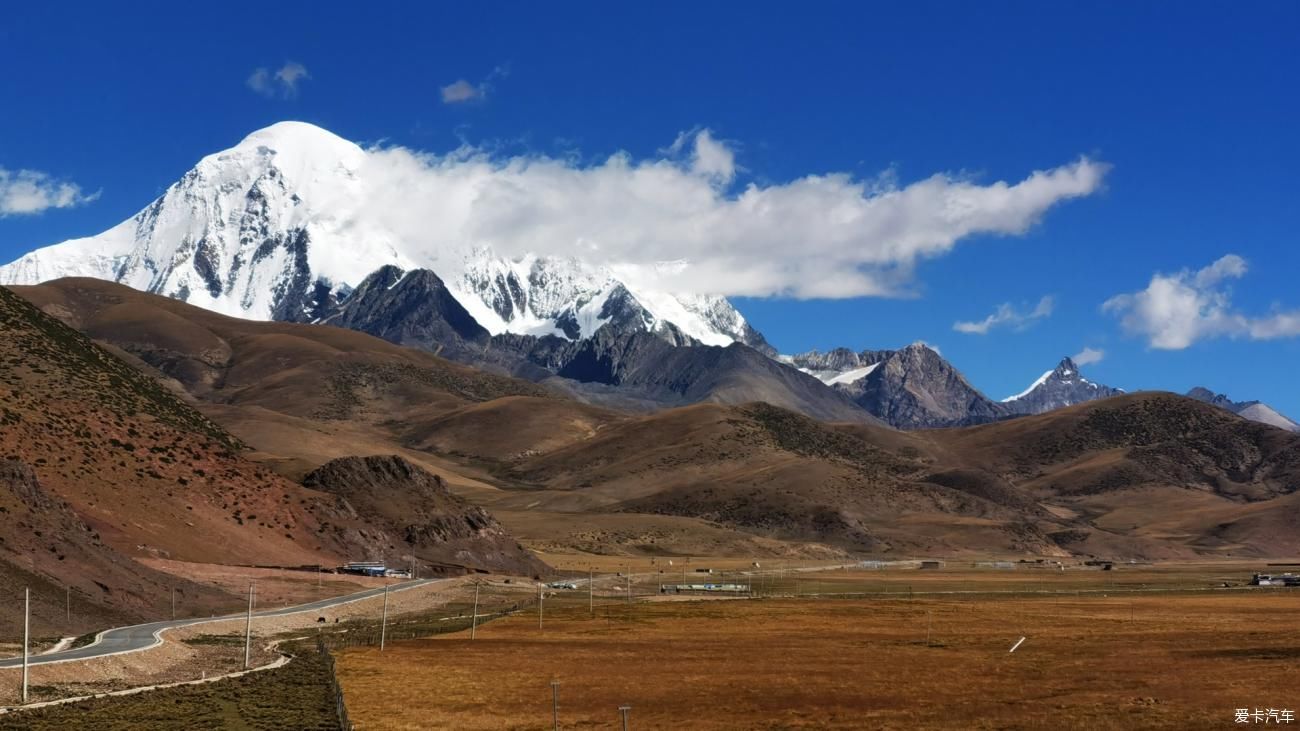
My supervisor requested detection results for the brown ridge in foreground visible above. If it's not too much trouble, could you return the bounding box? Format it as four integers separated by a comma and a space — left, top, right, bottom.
11, 278, 1300, 562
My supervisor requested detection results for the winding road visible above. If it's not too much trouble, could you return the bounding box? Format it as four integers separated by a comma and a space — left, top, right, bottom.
0, 578, 442, 668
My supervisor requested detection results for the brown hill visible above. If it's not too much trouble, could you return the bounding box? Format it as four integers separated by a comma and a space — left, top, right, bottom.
12, 279, 877, 559
921, 392, 1300, 555
0, 281, 326, 567
404, 392, 1300, 558
14, 279, 1300, 560
0, 281, 548, 635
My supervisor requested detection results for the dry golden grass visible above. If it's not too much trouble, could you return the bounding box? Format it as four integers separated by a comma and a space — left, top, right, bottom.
337, 590, 1300, 730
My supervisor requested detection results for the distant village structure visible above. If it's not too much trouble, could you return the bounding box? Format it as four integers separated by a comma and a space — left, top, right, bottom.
340, 561, 412, 579
1251, 572, 1300, 587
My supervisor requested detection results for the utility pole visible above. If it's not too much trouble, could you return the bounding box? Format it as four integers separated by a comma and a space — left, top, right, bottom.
243, 583, 254, 670
550, 679, 560, 730
619, 704, 631, 730
22, 588, 30, 705
380, 585, 390, 651
65, 585, 70, 626
470, 581, 480, 640
171, 588, 177, 621
588, 568, 594, 616
537, 584, 544, 630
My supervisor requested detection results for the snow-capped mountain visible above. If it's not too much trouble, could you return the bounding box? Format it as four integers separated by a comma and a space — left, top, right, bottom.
1002, 357, 1124, 415
0, 121, 766, 350
1185, 387, 1300, 432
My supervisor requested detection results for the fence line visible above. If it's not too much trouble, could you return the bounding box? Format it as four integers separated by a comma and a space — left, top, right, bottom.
314, 601, 532, 652
317, 637, 354, 731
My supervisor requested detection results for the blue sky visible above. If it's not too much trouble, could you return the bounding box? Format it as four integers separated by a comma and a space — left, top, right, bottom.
1, 2, 1298, 414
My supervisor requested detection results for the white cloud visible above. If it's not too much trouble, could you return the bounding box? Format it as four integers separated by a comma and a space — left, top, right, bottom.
440, 79, 482, 104
1072, 346, 1104, 366
667, 128, 736, 185
953, 296, 1054, 334
1103, 254, 1300, 349
355, 133, 1107, 299
0, 168, 98, 217
248, 62, 310, 99
440, 66, 508, 104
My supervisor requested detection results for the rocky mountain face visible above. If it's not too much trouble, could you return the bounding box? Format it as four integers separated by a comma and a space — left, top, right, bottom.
786, 343, 1005, 428
535, 330, 882, 423
852, 344, 1007, 428
302, 455, 548, 576
1001, 357, 1125, 415
1186, 387, 1300, 432
316, 266, 871, 421
321, 265, 492, 361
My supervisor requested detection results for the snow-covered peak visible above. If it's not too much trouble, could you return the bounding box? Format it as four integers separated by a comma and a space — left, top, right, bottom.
0, 122, 764, 349
234, 120, 360, 155
222, 121, 366, 194
1002, 356, 1124, 415
1053, 356, 1078, 380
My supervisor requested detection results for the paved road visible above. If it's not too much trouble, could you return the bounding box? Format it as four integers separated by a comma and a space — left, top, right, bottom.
0, 578, 441, 668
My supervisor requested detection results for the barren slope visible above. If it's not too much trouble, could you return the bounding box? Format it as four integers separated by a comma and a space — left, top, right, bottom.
16, 280, 1300, 560
0, 282, 546, 636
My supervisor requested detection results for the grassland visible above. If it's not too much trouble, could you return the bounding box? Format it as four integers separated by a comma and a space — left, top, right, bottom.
0, 645, 340, 730
335, 568, 1300, 730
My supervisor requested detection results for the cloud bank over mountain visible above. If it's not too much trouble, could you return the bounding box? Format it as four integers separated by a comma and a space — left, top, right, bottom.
356, 131, 1107, 300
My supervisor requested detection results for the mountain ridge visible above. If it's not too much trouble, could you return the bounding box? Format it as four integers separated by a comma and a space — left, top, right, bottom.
1186, 386, 1300, 432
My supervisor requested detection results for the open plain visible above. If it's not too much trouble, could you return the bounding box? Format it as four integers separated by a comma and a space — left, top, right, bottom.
336, 564, 1300, 730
